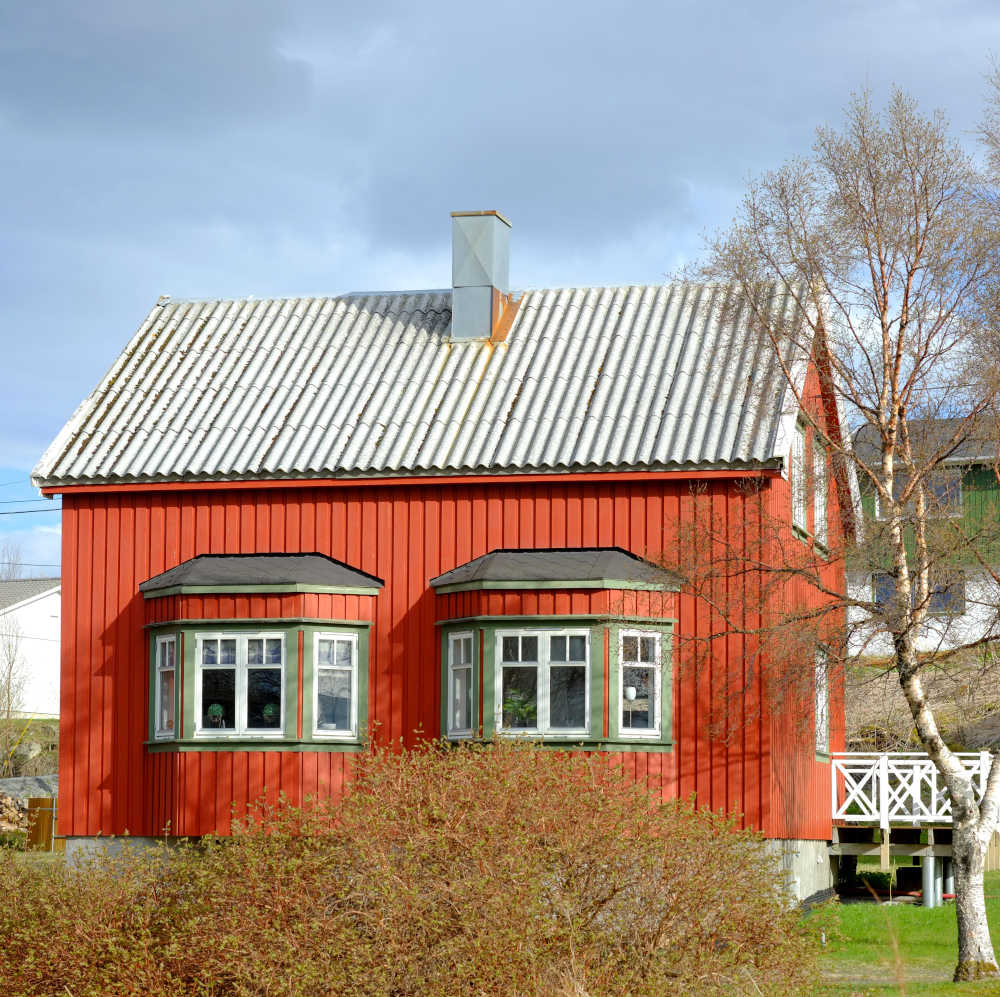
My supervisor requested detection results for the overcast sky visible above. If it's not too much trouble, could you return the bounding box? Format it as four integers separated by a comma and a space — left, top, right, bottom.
1, 0, 998, 574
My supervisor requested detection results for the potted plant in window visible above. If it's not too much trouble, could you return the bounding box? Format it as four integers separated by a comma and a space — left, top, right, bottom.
206, 703, 225, 728
502, 690, 537, 728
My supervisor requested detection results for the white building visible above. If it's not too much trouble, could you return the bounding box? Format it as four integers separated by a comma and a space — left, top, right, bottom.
0, 578, 61, 719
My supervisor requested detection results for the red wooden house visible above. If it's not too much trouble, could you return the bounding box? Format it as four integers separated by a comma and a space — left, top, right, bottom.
34, 211, 844, 900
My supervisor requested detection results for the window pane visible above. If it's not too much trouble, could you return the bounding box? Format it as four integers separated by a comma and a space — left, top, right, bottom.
219, 639, 236, 665
873, 573, 898, 609
161, 640, 175, 669
502, 636, 519, 662
317, 669, 353, 731
247, 669, 282, 729
318, 639, 334, 666
568, 635, 586, 661
265, 638, 282, 665
814, 446, 828, 544
501, 667, 537, 728
521, 636, 538, 661
622, 665, 655, 731
201, 639, 218, 665
792, 425, 806, 529
247, 638, 263, 665
622, 635, 638, 662
202, 669, 235, 729
639, 636, 656, 662
461, 636, 473, 666
550, 666, 586, 729
929, 573, 966, 616
335, 640, 352, 668
815, 651, 829, 753
550, 635, 567, 661
158, 669, 175, 733
452, 666, 472, 732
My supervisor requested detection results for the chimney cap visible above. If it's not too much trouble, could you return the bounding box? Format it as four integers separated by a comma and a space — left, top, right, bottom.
450, 210, 512, 227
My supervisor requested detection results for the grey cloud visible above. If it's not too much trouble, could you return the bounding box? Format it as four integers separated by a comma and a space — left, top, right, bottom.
2, 0, 1000, 468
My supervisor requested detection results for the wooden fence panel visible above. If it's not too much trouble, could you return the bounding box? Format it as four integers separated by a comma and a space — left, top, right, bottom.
26, 797, 63, 852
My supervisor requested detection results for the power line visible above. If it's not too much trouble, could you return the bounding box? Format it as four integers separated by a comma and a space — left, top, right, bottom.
0, 508, 61, 516
0, 561, 60, 568
0, 498, 56, 505
0, 480, 26, 488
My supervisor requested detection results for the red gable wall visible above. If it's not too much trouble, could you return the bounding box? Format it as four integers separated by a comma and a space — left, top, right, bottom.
57, 464, 843, 841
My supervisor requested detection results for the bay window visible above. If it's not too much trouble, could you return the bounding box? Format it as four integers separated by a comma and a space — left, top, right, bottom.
619, 630, 661, 738
447, 632, 475, 737
195, 632, 285, 737
154, 634, 177, 739
314, 632, 358, 738
496, 629, 590, 736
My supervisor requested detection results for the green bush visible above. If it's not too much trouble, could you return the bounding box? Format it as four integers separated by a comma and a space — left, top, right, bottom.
0, 741, 817, 995
0, 829, 26, 850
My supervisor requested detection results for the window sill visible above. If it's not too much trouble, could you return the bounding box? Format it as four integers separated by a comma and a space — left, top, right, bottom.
447, 735, 674, 752
146, 738, 366, 752
793, 524, 831, 559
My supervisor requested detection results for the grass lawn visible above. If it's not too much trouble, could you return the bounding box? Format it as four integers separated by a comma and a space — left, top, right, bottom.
817, 871, 1000, 994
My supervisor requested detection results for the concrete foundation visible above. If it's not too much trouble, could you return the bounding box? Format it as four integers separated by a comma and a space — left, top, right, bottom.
766, 838, 835, 905
64, 835, 171, 864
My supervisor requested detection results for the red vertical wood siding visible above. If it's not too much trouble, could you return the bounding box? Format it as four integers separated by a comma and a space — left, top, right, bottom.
59, 472, 841, 842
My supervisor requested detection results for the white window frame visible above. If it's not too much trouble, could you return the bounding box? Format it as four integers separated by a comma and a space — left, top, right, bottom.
494, 628, 591, 738
447, 631, 476, 738
194, 631, 286, 738
154, 634, 177, 739
815, 647, 829, 754
813, 441, 828, 546
792, 421, 807, 532
618, 629, 662, 739
313, 631, 359, 740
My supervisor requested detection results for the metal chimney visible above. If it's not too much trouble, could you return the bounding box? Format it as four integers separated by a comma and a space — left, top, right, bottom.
450, 210, 511, 340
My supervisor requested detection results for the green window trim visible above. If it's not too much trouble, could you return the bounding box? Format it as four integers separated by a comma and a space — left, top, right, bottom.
435, 614, 678, 626
142, 583, 381, 599
144, 618, 374, 629
433, 579, 673, 594
147, 621, 370, 749
439, 617, 674, 750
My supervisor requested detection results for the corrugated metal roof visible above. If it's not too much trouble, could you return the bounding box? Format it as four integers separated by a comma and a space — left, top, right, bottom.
33, 283, 803, 487
0, 578, 60, 613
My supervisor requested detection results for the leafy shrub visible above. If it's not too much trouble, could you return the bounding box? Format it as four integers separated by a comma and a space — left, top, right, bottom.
0, 829, 26, 850
0, 741, 817, 995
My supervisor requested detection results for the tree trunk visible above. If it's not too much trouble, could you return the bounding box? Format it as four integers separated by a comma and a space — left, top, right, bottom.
952, 816, 999, 982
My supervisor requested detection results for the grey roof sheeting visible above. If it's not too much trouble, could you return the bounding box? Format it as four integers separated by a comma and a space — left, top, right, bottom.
429, 547, 682, 591
139, 553, 383, 594
33, 283, 803, 487
853, 417, 1000, 469
0, 578, 60, 613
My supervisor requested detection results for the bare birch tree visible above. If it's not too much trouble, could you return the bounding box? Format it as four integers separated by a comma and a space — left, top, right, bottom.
0, 540, 23, 582
0, 619, 26, 777
697, 88, 1000, 981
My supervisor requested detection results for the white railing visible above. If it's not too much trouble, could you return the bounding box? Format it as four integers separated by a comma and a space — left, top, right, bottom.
832, 752, 992, 829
